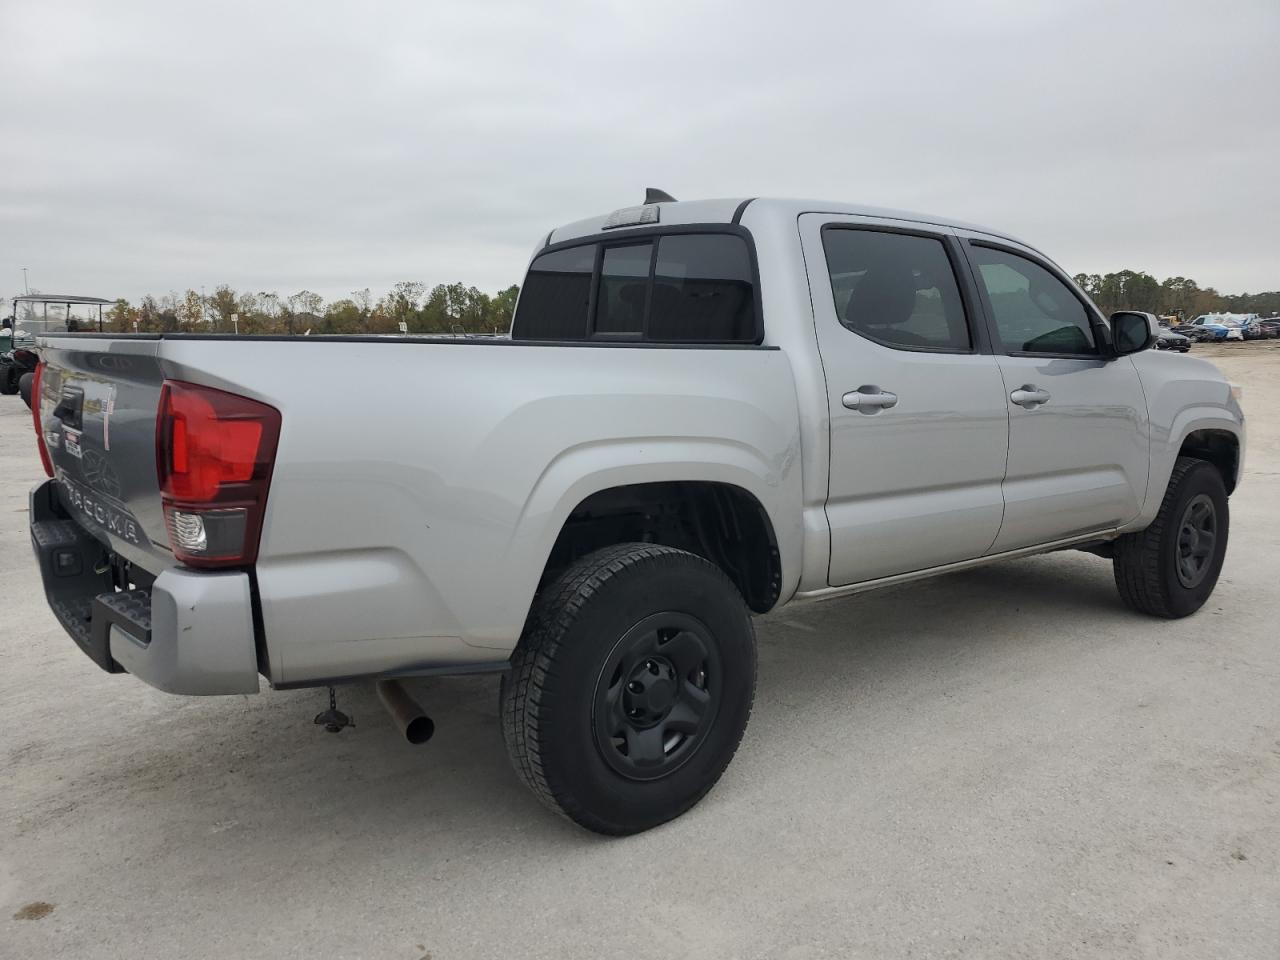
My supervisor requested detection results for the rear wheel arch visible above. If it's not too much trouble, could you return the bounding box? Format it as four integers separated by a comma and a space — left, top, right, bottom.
539, 480, 783, 614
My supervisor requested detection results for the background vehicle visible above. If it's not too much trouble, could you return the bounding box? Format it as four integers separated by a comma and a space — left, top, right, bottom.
9, 293, 112, 336
1257, 317, 1280, 338
1188, 314, 1240, 341
0, 347, 38, 397
3, 295, 112, 394
1170, 321, 1216, 342
1, 317, 32, 395
1155, 327, 1191, 352
1221, 315, 1264, 340
24, 196, 1245, 834
1182, 316, 1244, 343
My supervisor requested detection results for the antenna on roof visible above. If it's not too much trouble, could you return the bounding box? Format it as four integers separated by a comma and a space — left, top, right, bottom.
644, 188, 677, 204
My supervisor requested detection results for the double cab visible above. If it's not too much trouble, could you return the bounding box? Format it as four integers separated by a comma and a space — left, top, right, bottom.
28, 195, 1244, 833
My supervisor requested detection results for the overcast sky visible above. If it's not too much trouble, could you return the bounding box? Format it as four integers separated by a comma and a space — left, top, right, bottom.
2, 0, 1277, 306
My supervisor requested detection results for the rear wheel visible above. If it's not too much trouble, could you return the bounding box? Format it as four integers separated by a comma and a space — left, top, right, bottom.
0, 367, 18, 395
1113, 457, 1229, 618
501, 543, 756, 835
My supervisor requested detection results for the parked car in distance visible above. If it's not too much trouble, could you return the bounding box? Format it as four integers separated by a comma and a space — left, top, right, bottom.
1256, 317, 1280, 339
1170, 321, 1216, 342
1155, 327, 1191, 352
25, 194, 1247, 834
1188, 315, 1237, 341
1219, 315, 1264, 340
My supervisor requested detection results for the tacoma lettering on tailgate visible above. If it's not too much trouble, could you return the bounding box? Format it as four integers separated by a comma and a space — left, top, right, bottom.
57, 473, 143, 546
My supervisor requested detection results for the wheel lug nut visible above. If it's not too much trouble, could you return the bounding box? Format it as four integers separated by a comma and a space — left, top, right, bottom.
628, 681, 642, 693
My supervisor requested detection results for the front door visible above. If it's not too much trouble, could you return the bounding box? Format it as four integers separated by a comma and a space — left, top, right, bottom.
800, 214, 1011, 586
959, 237, 1149, 552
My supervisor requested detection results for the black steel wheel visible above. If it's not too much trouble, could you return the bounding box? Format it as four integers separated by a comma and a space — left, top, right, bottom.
1114, 457, 1230, 618
1174, 493, 1217, 589
593, 612, 722, 781
501, 543, 756, 835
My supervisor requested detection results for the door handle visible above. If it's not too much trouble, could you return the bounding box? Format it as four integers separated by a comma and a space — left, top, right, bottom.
842, 386, 898, 413
1010, 385, 1051, 408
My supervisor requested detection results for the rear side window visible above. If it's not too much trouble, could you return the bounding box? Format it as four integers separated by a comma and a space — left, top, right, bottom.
822, 229, 971, 351
512, 232, 758, 343
513, 244, 596, 340
969, 246, 1096, 355
649, 235, 756, 342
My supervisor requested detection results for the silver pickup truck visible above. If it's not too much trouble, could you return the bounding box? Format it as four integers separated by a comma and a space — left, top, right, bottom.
27, 195, 1244, 834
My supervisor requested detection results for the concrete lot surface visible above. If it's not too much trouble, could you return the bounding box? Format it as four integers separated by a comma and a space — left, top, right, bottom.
2, 344, 1278, 959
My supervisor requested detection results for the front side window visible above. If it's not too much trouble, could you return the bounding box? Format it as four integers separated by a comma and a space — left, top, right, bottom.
822, 229, 971, 351
970, 246, 1096, 355
511, 244, 596, 340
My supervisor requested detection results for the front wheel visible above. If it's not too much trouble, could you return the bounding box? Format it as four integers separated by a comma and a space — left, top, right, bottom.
500, 543, 756, 835
1113, 457, 1229, 618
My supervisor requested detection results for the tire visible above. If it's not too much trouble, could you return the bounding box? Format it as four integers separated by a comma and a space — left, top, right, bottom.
0, 368, 18, 395
1113, 457, 1229, 618
500, 542, 756, 835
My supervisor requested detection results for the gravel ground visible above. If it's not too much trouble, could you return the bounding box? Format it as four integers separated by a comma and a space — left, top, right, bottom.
2, 344, 1278, 960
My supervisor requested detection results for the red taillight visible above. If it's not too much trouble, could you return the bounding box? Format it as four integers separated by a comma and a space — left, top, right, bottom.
156, 380, 280, 568
31, 361, 53, 477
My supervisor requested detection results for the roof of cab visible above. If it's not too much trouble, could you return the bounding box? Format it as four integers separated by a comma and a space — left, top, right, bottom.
545, 197, 1026, 248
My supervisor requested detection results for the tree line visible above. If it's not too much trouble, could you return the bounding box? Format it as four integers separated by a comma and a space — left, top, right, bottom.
1070, 270, 1280, 319
10, 269, 1278, 337
93, 282, 521, 336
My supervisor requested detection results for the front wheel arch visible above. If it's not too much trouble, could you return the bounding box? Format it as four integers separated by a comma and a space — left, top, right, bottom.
1177, 429, 1239, 494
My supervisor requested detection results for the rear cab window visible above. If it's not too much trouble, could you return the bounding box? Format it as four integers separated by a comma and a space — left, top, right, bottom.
512, 230, 759, 344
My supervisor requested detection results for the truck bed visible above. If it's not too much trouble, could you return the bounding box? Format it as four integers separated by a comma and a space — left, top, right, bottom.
34, 333, 804, 685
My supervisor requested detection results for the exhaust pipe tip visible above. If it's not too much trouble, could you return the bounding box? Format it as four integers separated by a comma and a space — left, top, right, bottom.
375, 679, 434, 745
403, 713, 435, 745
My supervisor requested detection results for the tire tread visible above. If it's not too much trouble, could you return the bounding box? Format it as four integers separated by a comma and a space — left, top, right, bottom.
500, 542, 753, 832
1113, 456, 1216, 618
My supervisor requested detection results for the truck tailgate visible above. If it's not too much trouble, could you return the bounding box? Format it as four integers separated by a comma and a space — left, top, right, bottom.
35, 337, 175, 573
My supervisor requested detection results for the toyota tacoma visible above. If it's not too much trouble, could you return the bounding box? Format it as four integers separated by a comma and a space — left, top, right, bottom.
26, 194, 1245, 834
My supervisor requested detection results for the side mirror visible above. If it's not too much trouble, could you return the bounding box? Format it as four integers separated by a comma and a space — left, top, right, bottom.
1110, 311, 1159, 355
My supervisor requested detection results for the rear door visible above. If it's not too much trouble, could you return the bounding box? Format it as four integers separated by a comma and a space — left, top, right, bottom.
799, 214, 1010, 586
957, 236, 1149, 551
35, 337, 176, 572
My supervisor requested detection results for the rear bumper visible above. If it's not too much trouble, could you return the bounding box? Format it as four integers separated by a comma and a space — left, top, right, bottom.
30, 480, 260, 696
